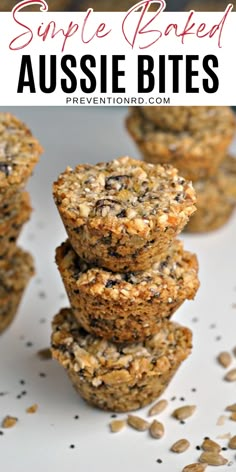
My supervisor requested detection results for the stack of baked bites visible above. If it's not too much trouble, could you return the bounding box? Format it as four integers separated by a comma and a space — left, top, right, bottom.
126, 107, 236, 232
52, 156, 199, 412
0, 113, 42, 334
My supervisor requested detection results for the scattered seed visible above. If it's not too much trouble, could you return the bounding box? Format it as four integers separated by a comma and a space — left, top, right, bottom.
228, 436, 236, 449
37, 348, 52, 360
148, 399, 168, 417
110, 420, 126, 433
199, 451, 228, 466
224, 369, 236, 382
217, 352, 232, 368
149, 420, 164, 439
226, 403, 236, 412
127, 415, 149, 432
201, 438, 221, 453
2, 416, 18, 428
170, 438, 190, 453
26, 404, 38, 414
233, 346, 236, 357
216, 415, 227, 426
182, 464, 207, 472
172, 405, 196, 421
217, 433, 231, 440
230, 412, 236, 421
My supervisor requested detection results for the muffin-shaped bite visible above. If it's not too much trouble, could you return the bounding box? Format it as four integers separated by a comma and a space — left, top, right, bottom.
185, 155, 236, 233
51, 308, 192, 412
0, 192, 32, 260
0, 113, 43, 202
0, 249, 34, 334
139, 106, 234, 133
53, 157, 196, 272
56, 239, 199, 343
126, 108, 236, 181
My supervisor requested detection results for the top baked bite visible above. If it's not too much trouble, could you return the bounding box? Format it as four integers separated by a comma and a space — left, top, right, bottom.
0, 113, 43, 198
53, 156, 196, 272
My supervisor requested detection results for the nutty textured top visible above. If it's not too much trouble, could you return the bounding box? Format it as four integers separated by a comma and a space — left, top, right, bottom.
51, 308, 192, 386
128, 109, 236, 151
140, 106, 235, 133
0, 113, 43, 191
53, 156, 196, 232
0, 248, 34, 296
56, 239, 199, 302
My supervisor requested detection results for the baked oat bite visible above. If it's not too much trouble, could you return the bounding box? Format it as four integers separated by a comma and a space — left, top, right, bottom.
0, 113, 43, 203
185, 155, 236, 233
126, 108, 236, 182
0, 191, 32, 238
51, 308, 192, 412
53, 157, 196, 272
221, 155, 236, 202
56, 239, 199, 343
0, 192, 32, 261
139, 106, 234, 133
0, 249, 34, 334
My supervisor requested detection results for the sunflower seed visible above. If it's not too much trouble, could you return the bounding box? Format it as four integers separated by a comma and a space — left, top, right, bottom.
26, 404, 38, 414
148, 399, 168, 416
182, 464, 207, 472
230, 412, 236, 421
233, 346, 236, 357
201, 438, 221, 453
217, 351, 232, 368
228, 436, 236, 449
110, 420, 126, 433
199, 451, 228, 466
171, 438, 190, 453
224, 368, 236, 382
2, 415, 18, 428
172, 405, 196, 420
226, 403, 236, 412
127, 415, 149, 431
149, 420, 164, 439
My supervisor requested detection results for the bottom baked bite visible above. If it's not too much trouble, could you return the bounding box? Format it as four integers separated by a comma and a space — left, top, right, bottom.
51, 308, 192, 412
0, 249, 34, 334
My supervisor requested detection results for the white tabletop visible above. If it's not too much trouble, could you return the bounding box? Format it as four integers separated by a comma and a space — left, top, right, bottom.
0, 107, 236, 472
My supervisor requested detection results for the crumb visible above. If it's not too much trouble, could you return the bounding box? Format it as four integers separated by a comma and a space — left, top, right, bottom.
2, 415, 18, 428
26, 404, 38, 414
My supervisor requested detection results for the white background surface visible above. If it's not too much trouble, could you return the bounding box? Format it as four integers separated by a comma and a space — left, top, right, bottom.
0, 107, 236, 472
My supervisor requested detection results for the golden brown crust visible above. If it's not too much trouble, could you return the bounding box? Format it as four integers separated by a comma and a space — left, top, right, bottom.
126, 108, 235, 181
139, 106, 233, 133
56, 239, 199, 343
185, 155, 236, 233
0, 113, 43, 202
51, 308, 192, 412
53, 156, 196, 272
0, 192, 32, 259
0, 249, 34, 334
